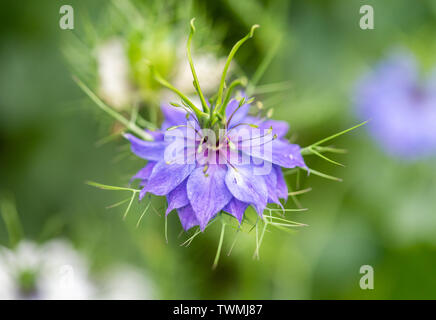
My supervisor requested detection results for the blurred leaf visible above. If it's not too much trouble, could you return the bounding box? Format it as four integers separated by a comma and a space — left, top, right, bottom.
0, 194, 23, 248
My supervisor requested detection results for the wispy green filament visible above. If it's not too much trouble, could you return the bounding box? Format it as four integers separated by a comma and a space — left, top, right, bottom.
218, 77, 247, 116
214, 25, 259, 115
187, 18, 210, 114
149, 65, 208, 123
74, 77, 153, 141
212, 222, 226, 270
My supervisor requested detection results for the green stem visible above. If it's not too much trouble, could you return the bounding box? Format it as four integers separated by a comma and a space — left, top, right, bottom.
304, 121, 368, 149
302, 167, 342, 182
246, 36, 281, 96
165, 213, 168, 244
215, 25, 259, 111
187, 18, 210, 114
73, 77, 152, 141
123, 192, 136, 220
309, 147, 345, 167
301, 145, 347, 155
212, 222, 226, 270
150, 67, 208, 123
217, 77, 247, 116
255, 221, 268, 260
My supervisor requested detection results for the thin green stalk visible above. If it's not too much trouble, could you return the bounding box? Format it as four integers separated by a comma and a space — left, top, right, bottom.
106, 198, 131, 209
180, 228, 201, 247
86, 181, 140, 192
313, 146, 348, 154
136, 114, 157, 130
165, 213, 168, 244
215, 25, 259, 112
254, 221, 268, 260
212, 222, 226, 270
303, 121, 368, 150
247, 37, 281, 96
301, 145, 347, 156
254, 222, 259, 259
95, 130, 124, 147
123, 192, 136, 220
150, 66, 208, 122
217, 78, 247, 115
225, 97, 247, 127
227, 229, 241, 256
73, 77, 152, 141
303, 167, 342, 182
309, 147, 345, 167
288, 187, 312, 196
251, 81, 293, 95
187, 18, 209, 113
136, 202, 151, 228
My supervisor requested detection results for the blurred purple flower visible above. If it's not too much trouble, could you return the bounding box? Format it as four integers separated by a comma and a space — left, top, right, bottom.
354, 51, 436, 159
125, 98, 306, 231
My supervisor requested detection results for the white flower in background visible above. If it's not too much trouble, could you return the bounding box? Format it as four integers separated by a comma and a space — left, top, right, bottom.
97, 38, 132, 110
96, 38, 230, 111
0, 240, 95, 300
172, 52, 230, 95
97, 265, 154, 300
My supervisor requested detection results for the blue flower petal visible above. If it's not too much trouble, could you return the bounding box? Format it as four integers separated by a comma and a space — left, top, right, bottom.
187, 165, 232, 231
161, 103, 189, 129
131, 161, 156, 182
274, 165, 288, 202
143, 161, 195, 196
177, 205, 199, 231
244, 139, 306, 169
223, 198, 249, 223
166, 179, 189, 215
259, 119, 289, 138
263, 166, 281, 205
225, 165, 268, 216
124, 134, 167, 161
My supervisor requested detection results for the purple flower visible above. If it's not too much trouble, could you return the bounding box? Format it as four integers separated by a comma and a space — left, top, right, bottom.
125, 98, 306, 231
354, 51, 436, 159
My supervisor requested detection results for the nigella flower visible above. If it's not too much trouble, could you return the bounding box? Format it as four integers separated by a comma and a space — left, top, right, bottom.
124, 22, 307, 231
125, 97, 306, 231
354, 50, 436, 159
79, 20, 365, 265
